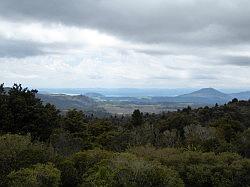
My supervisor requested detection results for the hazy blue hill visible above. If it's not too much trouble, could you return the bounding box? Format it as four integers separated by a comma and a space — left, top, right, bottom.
85, 92, 105, 98
178, 88, 230, 98
100, 88, 235, 105
4, 86, 250, 114
36, 88, 250, 109
36, 93, 110, 117
37, 93, 97, 110
230, 91, 250, 100
174, 88, 233, 104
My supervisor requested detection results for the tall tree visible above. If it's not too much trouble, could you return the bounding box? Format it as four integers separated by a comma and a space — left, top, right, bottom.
0, 84, 60, 141
131, 109, 143, 127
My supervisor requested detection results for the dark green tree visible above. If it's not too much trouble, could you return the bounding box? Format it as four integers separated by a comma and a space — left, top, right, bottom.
131, 109, 143, 127
0, 84, 60, 141
62, 109, 87, 134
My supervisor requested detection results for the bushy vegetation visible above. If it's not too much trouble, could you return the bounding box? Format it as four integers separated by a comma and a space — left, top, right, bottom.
7, 163, 61, 187
0, 83, 250, 186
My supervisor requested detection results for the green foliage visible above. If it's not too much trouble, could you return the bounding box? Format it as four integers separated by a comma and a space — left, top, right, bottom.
159, 112, 199, 139
236, 128, 250, 157
71, 149, 114, 173
86, 120, 118, 150
0, 134, 55, 186
82, 153, 184, 187
1, 84, 250, 187
156, 129, 182, 148
131, 109, 143, 127
53, 149, 115, 186
55, 159, 78, 187
0, 84, 60, 141
7, 163, 61, 187
62, 109, 87, 134
210, 117, 244, 142
129, 146, 250, 186
50, 128, 92, 157
87, 120, 115, 137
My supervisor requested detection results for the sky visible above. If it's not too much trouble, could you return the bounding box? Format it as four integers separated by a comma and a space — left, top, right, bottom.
0, 0, 250, 89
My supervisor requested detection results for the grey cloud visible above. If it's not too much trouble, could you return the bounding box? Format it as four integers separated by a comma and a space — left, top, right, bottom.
191, 74, 218, 80
136, 49, 172, 56
0, 38, 45, 58
152, 75, 176, 80
221, 55, 250, 66
0, 0, 250, 46
0, 38, 83, 58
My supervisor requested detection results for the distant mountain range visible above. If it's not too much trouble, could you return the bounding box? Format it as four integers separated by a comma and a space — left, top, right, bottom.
89, 88, 250, 105
3, 87, 250, 114
176, 88, 250, 104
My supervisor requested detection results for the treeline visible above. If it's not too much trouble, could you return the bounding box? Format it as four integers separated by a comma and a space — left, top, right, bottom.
0, 84, 249, 187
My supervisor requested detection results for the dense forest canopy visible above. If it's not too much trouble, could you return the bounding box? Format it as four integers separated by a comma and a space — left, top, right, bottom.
0, 83, 249, 186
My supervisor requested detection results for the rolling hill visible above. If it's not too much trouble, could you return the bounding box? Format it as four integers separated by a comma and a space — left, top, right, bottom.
3, 86, 250, 114
230, 91, 250, 100
174, 88, 233, 104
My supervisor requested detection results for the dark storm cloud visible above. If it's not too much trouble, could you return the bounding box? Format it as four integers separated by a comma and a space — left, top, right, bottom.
0, 0, 250, 45
0, 39, 45, 58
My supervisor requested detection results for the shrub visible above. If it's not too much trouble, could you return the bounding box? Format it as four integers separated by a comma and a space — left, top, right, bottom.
55, 159, 78, 187
129, 146, 250, 186
0, 134, 55, 185
7, 163, 61, 187
70, 149, 114, 185
82, 153, 184, 187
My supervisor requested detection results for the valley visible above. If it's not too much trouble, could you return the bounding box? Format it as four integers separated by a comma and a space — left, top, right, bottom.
37, 88, 250, 115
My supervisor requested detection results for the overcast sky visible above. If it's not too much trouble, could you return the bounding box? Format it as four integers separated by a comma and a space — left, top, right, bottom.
0, 0, 250, 89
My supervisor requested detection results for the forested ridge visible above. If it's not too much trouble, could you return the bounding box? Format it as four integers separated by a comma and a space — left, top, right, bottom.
0, 84, 249, 187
